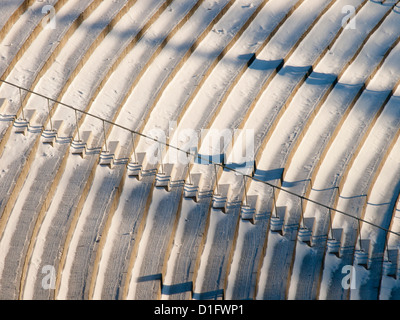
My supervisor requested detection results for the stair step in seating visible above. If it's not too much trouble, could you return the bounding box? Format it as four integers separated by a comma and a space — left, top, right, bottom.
212, 184, 230, 211
269, 203, 289, 232
14, 109, 36, 134
298, 227, 312, 243
241, 195, 258, 221
71, 131, 93, 157
155, 163, 174, 188
327, 239, 341, 255
14, 118, 29, 134
99, 141, 121, 167
41, 120, 64, 145
354, 250, 369, 267
354, 239, 370, 267
297, 218, 315, 244
184, 173, 202, 199
327, 228, 343, 254
127, 152, 146, 178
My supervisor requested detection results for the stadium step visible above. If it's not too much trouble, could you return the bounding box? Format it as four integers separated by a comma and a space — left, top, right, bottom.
326, 238, 341, 255
326, 228, 343, 255
212, 184, 230, 212
99, 140, 121, 168
70, 130, 93, 157
297, 217, 315, 245
13, 109, 36, 134
270, 216, 284, 233
240, 194, 258, 222
183, 173, 202, 200
41, 120, 64, 145
269, 204, 287, 233
127, 152, 146, 179
354, 239, 371, 267
155, 163, 174, 189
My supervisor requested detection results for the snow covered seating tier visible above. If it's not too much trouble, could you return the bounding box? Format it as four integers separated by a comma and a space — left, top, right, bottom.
2, 0, 400, 301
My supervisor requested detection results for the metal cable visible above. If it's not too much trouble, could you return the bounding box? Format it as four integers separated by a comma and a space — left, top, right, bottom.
1, 78, 400, 238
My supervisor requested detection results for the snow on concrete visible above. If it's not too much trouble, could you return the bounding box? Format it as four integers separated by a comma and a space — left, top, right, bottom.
22, 0, 169, 299
0, 0, 61, 77
251, 0, 397, 300
135, 0, 265, 157
0, 0, 399, 301
24, 0, 202, 299
0, 0, 25, 33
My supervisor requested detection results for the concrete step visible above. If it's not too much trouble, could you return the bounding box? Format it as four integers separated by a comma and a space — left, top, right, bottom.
240, 194, 257, 221
326, 238, 341, 255
327, 228, 342, 255
212, 183, 230, 212
13, 109, 36, 134
99, 140, 121, 168
354, 239, 371, 267
70, 131, 93, 157
269, 206, 286, 233
127, 152, 146, 178
155, 163, 174, 189
41, 120, 64, 145
298, 217, 315, 244
270, 218, 284, 233
183, 172, 202, 200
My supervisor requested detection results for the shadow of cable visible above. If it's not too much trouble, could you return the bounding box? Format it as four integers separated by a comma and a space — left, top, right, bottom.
161, 282, 193, 296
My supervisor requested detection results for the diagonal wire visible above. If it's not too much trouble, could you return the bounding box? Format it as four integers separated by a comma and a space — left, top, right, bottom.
1, 78, 400, 238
